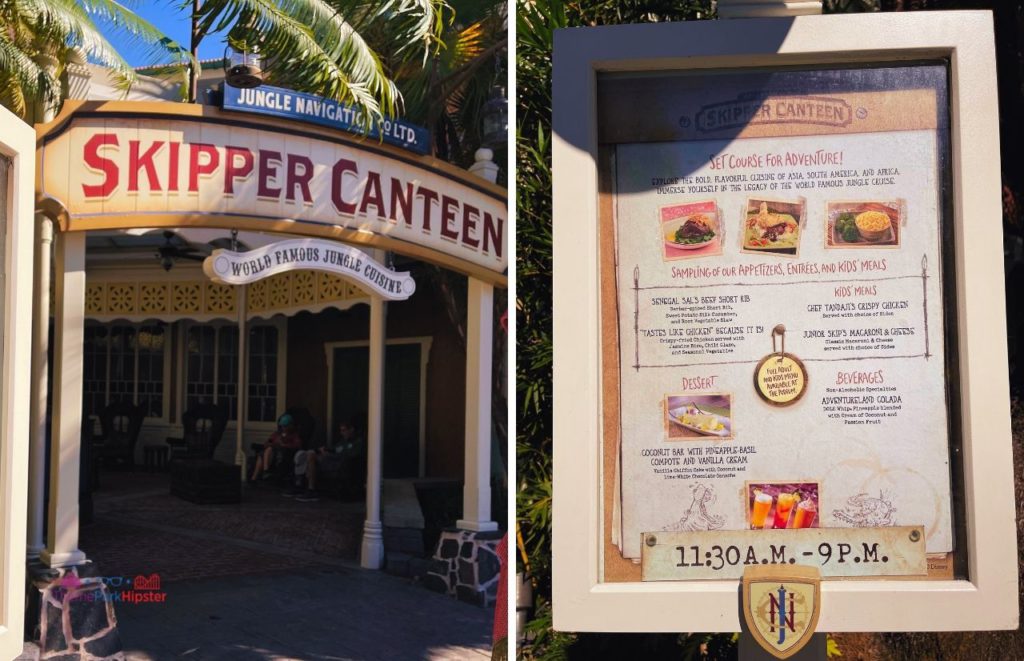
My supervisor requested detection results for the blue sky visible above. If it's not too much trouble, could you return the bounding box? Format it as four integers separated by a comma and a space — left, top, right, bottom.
101, 0, 228, 68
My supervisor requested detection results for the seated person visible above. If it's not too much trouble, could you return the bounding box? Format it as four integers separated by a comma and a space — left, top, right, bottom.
288, 420, 364, 501
249, 413, 302, 481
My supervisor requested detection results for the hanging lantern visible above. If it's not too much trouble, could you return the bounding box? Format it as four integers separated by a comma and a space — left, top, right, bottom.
224, 44, 263, 89
481, 85, 508, 147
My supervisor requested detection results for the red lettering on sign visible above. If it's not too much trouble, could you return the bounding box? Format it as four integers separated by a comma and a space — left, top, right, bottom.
417, 187, 438, 232
440, 196, 459, 241
82, 133, 119, 198
331, 158, 358, 214
257, 150, 282, 198
285, 155, 313, 203
73, 133, 504, 265
128, 140, 163, 192
188, 143, 219, 192
359, 171, 385, 217
168, 142, 180, 191
224, 146, 254, 195
462, 204, 480, 249
389, 178, 414, 225
483, 212, 504, 258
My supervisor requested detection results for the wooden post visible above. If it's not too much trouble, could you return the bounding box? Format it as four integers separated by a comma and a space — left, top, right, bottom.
41, 231, 87, 568
360, 293, 386, 568
27, 215, 52, 559
456, 277, 497, 531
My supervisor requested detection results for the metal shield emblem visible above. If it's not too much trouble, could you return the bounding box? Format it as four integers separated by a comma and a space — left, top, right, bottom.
742, 565, 821, 659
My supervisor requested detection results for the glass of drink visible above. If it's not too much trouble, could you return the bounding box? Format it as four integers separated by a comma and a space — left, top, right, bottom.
773, 492, 797, 529
750, 489, 773, 529
793, 498, 817, 528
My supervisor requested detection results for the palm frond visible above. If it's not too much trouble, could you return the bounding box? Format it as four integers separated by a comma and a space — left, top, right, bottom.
0, 28, 59, 118
77, 0, 195, 89
198, 0, 397, 125
365, 0, 448, 58
450, 19, 484, 68
28, 0, 136, 88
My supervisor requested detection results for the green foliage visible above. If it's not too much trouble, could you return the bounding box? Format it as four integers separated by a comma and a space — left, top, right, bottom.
193, 0, 447, 127
827, 633, 843, 657
394, 0, 507, 165
0, 0, 192, 121
823, 0, 879, 12
196, 0, 500, 160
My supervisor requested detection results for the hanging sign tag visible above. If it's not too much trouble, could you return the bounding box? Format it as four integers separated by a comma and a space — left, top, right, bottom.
203, 238, 416, 301
754, 325, 808, 406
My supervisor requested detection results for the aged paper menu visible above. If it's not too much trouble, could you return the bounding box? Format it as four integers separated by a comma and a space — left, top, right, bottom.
602, 65, 956, 575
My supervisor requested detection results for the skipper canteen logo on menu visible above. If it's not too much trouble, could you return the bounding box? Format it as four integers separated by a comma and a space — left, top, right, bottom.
693, 94, 855, 133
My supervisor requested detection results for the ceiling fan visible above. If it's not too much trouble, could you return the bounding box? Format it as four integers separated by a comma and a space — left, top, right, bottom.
156, 231, 206, 271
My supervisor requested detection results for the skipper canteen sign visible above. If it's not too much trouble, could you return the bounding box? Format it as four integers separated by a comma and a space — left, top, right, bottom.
37, 109, 507, 277
204, 239, 415, 300
222, 84, 430, 155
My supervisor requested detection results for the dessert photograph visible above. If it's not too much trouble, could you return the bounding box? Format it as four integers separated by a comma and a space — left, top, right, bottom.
665, 393, 734, 440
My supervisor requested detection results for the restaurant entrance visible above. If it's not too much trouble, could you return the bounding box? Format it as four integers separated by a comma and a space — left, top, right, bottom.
329, 340, 427, 479
19, 97, 505, 655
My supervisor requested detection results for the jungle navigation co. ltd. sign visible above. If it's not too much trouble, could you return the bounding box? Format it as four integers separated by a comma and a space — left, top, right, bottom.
222, 84, 431, 155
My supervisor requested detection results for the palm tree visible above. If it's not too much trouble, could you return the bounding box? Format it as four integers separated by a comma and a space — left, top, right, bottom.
188, 0, 448, 128
0, 0, 192, 121
1, 0, 448, 131
392, 0, 506, 165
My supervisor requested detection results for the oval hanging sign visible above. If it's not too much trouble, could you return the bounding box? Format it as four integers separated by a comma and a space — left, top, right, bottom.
203, 238, 415, 301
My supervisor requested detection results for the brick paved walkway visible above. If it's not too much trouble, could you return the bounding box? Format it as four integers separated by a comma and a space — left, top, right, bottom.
17, 469, 493, 659
20, 568, 492, 660
84, 471, 363, 581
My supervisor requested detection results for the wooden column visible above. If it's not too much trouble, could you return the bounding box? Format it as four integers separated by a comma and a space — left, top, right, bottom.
360, 293, 386, 568
41, 231, 87, 568
456, 277, 498, 531
27, 215, 52, 559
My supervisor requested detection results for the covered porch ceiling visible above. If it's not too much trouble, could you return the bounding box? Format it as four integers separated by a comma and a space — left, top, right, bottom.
86, 227, 298, 267
84, 228, 393, 323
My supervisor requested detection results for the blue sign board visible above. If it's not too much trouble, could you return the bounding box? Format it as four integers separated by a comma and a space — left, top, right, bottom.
222, 84, 431, 155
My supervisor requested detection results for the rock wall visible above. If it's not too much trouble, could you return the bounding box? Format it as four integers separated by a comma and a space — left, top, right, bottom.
29, 564, 123, 660
423, 528, 503, 607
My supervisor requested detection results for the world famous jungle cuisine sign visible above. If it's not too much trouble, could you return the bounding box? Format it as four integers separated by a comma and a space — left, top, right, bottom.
203, 238, 415, 300
601, 64, 955, 582
36, 109, 506, 276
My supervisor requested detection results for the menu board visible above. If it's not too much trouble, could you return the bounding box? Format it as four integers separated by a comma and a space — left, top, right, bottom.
601, 65, 957, 577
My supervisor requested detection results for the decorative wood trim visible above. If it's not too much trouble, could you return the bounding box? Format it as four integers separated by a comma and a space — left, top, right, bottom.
83, 270, 370, 322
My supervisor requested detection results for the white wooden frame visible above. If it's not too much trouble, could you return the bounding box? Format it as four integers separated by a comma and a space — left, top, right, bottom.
552, 11, 1017, 632
0, 107, 35, 658
325, 336, 432, 477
